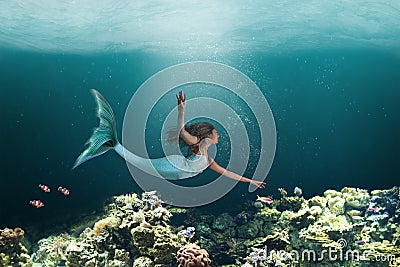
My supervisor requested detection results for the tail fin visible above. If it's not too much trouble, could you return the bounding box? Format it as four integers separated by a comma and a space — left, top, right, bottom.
72, 89, 118, 169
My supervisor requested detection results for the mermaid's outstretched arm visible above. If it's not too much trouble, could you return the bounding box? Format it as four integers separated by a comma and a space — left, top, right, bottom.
208, 160, 266, 188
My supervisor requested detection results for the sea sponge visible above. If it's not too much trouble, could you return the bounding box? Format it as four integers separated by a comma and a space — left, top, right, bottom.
0, 228, 24, 246
176, 243, 211, 267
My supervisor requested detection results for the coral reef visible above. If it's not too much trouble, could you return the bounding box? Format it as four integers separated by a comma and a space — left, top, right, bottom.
31, 191, 196, 267
24, 186, 399, 267
0, 228, 33, 267
239, 186, 400, 267
32, 233, 71, 266
176, 243, 211, 267
183, 186, 399, 267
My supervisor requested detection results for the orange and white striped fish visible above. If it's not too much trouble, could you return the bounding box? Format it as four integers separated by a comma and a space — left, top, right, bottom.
39, 184, 51, 193
29, 200, 44, 208
58, 186, 70, 196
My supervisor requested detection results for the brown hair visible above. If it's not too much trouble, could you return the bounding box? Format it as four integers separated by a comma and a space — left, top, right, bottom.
167, 122, 215, 155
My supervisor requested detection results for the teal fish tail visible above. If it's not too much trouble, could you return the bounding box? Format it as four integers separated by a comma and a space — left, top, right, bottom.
73, 89, 119, 169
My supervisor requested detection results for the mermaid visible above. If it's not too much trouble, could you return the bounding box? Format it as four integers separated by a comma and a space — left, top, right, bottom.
73, 90, 265, 189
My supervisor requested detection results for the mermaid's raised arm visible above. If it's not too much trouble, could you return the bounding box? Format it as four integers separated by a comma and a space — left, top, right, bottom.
176, 91, 198, 145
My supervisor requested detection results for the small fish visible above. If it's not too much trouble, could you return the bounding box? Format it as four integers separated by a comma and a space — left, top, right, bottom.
351, 215, 364, 220
367, 207, 376, 211
29, 200, 44, 208
39, 184, 51, 193
58, 186, 70, 196
316, 222, 322, 226
185, 227, 195, 237
328, 214, 340, 219
256, 195, 273, 204
356, 240, 366, 245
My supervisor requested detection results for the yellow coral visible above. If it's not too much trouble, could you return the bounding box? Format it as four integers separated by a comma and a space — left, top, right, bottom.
90, 216, 121, 236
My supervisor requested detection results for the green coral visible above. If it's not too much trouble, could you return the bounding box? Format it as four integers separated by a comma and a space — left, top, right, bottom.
341, 187, 370, 209
212, 213, 236, 231
131, 222, 187, 264
131, 224, 155, 250
0, 228, 33, 267
324, 189, 342, 198
308, 195, 327, 208
327, 196, 346, 214
276, 196, 304, 212
132, 256, 154, 267
256, 207, 281, 222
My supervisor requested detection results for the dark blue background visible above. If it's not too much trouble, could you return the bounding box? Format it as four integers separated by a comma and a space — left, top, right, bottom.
1, 48, 399, 241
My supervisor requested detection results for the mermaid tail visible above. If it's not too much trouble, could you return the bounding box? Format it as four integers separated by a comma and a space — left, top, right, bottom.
73, 90, 209, 180
72, 89, 118, 169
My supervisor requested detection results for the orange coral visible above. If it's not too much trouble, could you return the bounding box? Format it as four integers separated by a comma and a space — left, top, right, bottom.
176, 243, 211, 267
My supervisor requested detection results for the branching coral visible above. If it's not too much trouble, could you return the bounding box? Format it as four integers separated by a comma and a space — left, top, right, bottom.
33, 233, 71, 266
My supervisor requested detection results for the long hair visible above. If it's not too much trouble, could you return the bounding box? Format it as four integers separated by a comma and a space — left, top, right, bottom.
167, 122, 215, 155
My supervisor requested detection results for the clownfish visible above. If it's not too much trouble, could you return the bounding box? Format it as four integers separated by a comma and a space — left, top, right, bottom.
58, 186, 70, 196
256, 195, 273, 204
39, 184, 51, 193
29, 200, 44, 208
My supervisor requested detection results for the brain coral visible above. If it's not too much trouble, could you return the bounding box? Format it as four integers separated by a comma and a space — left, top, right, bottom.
176, 243, 211, 267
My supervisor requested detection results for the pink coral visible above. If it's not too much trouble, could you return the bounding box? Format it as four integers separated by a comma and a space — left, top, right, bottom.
176, 243, 211, 267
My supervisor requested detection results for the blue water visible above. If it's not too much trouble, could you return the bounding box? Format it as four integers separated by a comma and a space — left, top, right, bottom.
0, 1, 399, 241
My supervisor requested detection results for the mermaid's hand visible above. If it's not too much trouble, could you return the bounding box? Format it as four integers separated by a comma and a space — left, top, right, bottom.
176, 91, 186, 112
250, 180, 266, 189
